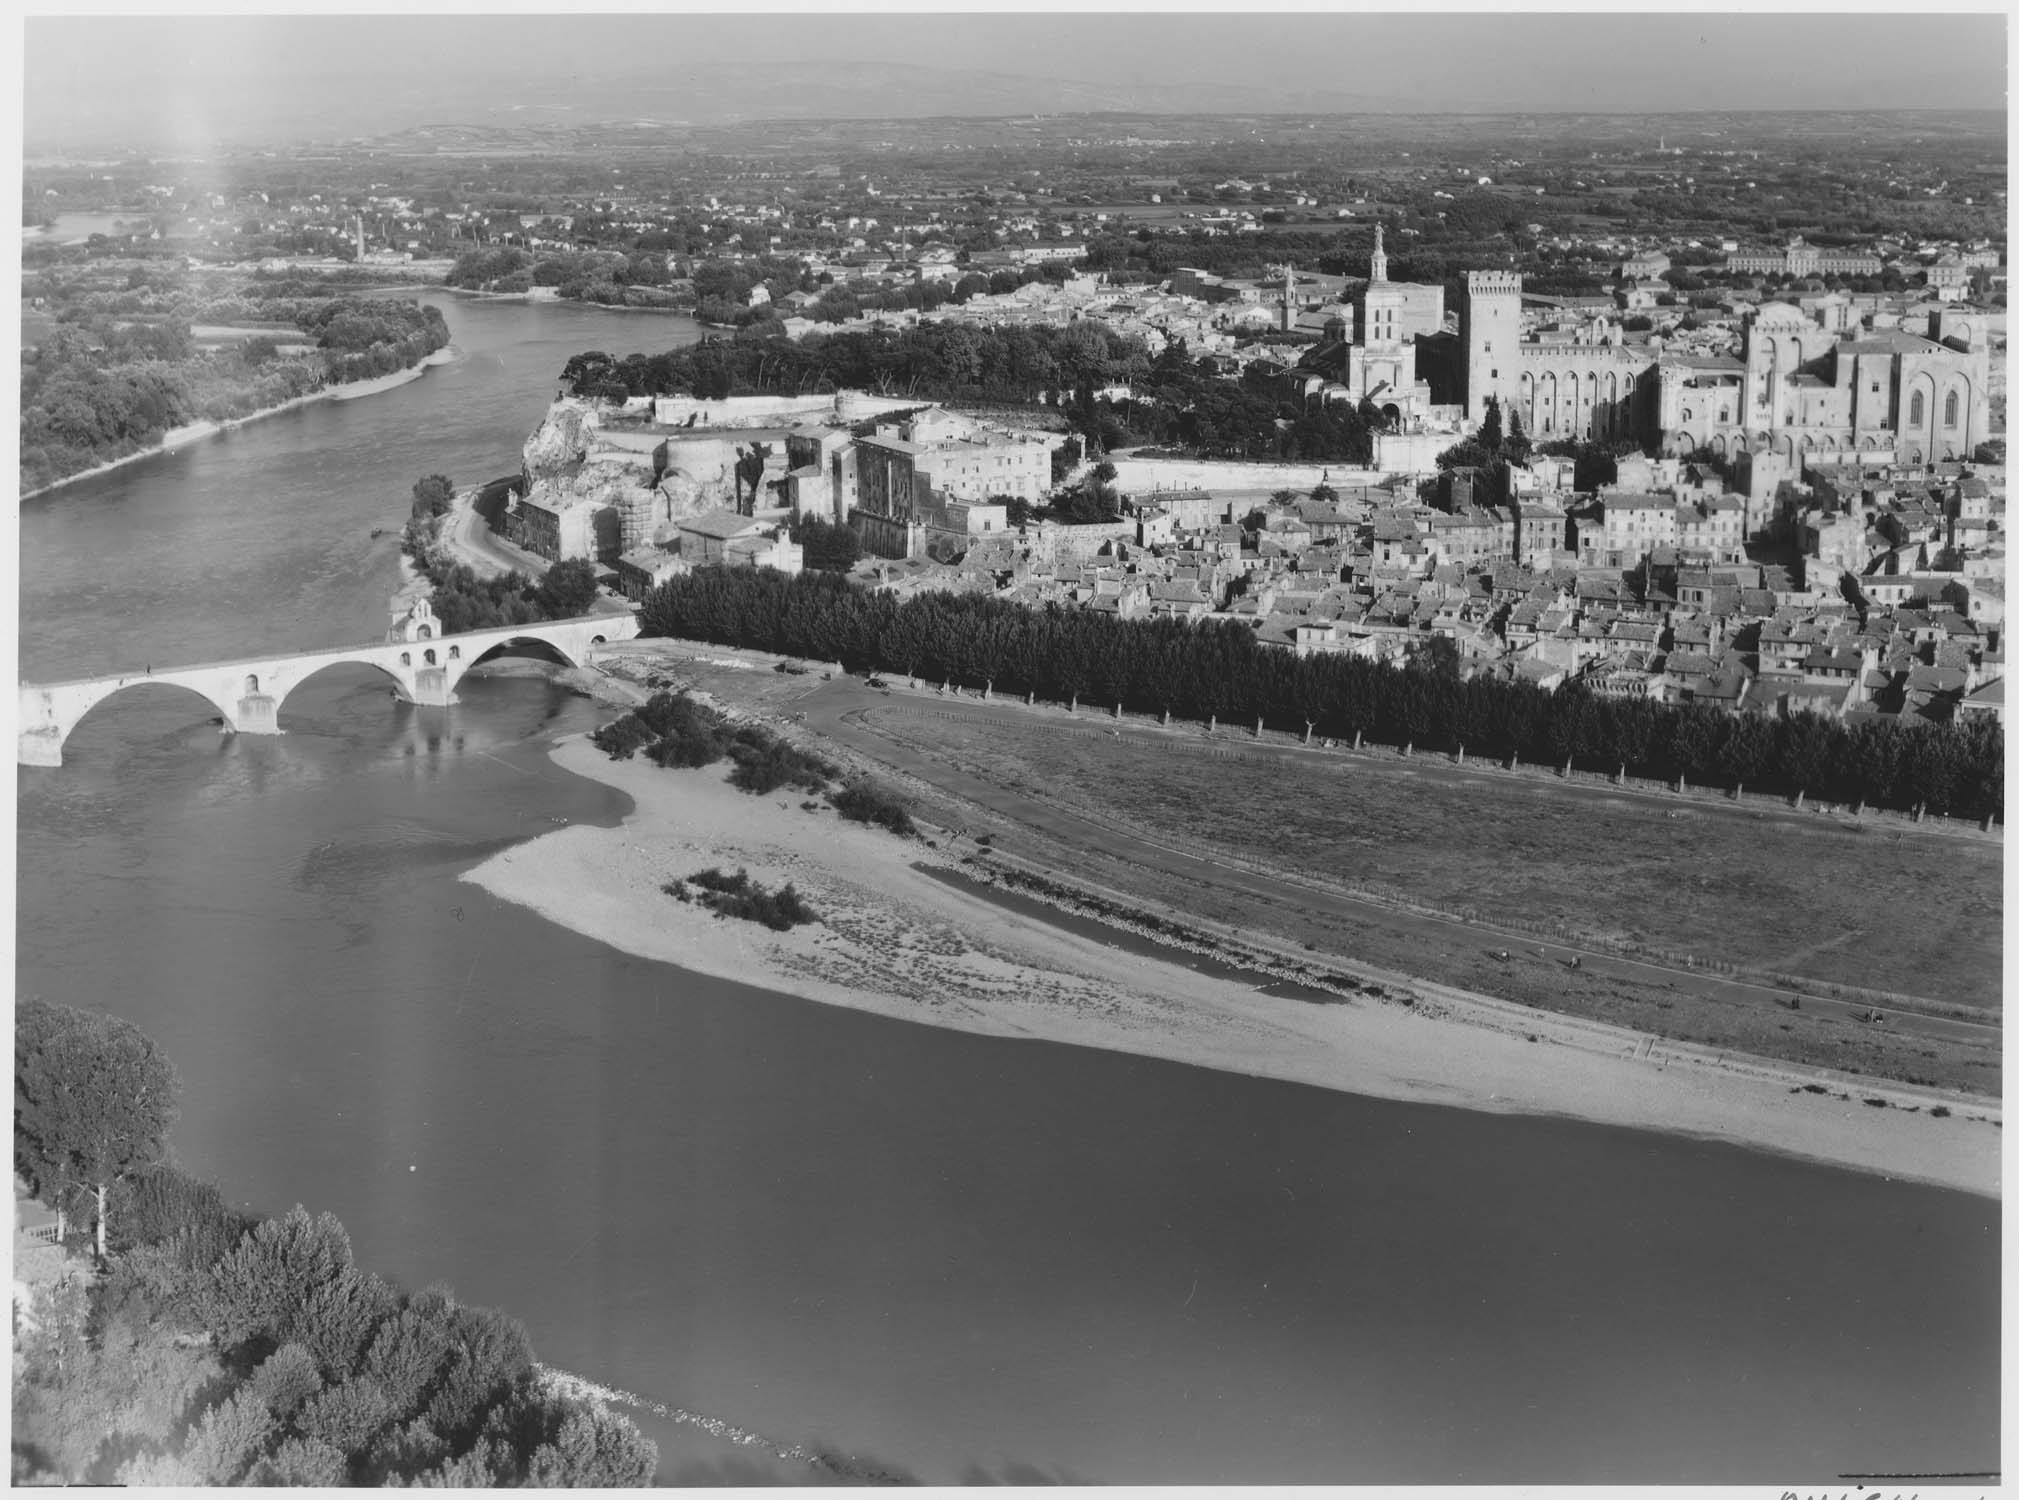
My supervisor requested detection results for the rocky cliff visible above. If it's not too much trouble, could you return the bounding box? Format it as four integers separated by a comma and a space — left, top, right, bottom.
520, 397, 600, 485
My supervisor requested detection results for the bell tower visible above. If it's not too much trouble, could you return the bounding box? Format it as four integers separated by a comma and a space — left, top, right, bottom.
1369, 222, 1388, 284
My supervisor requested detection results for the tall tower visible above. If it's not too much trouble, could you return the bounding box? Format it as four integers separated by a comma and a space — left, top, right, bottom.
354, 214, 366, 261
1369, 222, 1388, 284
1279, 261, 1296, 332
1461, 270, 1523, 426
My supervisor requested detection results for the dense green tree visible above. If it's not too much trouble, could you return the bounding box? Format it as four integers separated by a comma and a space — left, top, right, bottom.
524, 1402, 659, 1488
13, 1284, 221, 1483
294, 1265, 401, 1378
15, 999, 180, 1261
295, 1377, 396, 1459
790, 512, 863, 572
536, 557, 601, 618
203, 1205, 355, 1350
243, 1436, 349, 1487
627, 566, 1999, 819
410, 473, 456, 520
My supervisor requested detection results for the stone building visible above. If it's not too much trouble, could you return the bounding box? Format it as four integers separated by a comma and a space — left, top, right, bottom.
1461, 270, 1651, 441
849, 412, 1063, 559
1723, 236, 1882, 277
507, 491, 613, 563
851, 433, 931, 559
1458, 270, 1991, 468
1655, 302, 1992, 467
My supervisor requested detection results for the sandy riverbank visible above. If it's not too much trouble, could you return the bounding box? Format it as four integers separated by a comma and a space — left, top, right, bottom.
464, 735, 2000, 1198
439, 285, 699, 315
20, 348, 457, 502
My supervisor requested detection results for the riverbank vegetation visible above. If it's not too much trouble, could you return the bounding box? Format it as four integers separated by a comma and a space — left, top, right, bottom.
19, 250, 450, 495
666, 867, 820, 931
12, 1003, 656, 1486
639, 566, 2003, 821
591, 689, 916, 834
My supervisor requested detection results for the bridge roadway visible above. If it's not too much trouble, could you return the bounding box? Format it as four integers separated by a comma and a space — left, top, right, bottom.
18, 613, 640, 767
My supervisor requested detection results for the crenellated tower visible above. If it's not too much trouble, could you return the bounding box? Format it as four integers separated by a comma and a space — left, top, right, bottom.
1461, 270, 1523, 426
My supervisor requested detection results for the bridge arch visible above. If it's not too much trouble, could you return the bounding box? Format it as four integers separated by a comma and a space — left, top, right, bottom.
437, 630, 591, 702
458, 632, 589, 671
269, 656, 418, 724
24, 615, 638, 767
37, 677, 246, 764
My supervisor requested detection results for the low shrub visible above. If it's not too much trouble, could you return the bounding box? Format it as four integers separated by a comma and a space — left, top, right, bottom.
668, 868, 819, 931
830, 780, 915, 837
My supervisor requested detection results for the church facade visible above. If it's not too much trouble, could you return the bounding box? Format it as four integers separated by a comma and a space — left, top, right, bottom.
1318, 225, 1445, 422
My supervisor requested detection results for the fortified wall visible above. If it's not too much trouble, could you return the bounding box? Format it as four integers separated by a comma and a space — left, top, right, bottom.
650, 390, 930, 430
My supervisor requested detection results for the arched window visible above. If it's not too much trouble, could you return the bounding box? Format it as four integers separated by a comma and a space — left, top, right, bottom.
424, 648, 437, 667
448, 645, 461, 660
401, 652, 411, 667
1909, 391, 1924, 426
417, 624, 433, 640
1944, 390, 1960, 428
244, 675, 260, 695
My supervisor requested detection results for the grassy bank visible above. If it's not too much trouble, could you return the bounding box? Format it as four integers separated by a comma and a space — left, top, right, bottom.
861, 705, 2000, 1006
841, 702, 1999, 1095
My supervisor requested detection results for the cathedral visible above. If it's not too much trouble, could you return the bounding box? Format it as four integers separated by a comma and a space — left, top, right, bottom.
1292, 226, 1446, 423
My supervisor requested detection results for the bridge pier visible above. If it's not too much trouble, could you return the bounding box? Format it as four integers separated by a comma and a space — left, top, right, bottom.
236, 694, 281, 735
19, 728, 65, 768
398, 667, 458, 708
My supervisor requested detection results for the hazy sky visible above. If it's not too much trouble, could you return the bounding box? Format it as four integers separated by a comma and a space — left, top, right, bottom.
24, 9, 2010, 152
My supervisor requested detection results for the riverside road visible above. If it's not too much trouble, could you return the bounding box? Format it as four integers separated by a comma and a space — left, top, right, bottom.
782, 672, 1999, 1055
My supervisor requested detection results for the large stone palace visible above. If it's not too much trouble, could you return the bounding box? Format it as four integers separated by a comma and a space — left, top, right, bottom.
1458, 271, 1992, 468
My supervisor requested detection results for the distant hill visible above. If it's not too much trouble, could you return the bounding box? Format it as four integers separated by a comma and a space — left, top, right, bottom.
28, 59, 1429, 156
461, 59, 1428, 124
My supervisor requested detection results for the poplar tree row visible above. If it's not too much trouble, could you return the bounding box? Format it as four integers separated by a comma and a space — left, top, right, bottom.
639, 568, 2004, 819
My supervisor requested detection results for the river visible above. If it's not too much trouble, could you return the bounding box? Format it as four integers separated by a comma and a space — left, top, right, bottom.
15, 293, 2000, 1484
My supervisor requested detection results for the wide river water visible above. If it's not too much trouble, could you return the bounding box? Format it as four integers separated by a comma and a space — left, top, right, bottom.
15, 292, 2000, 1484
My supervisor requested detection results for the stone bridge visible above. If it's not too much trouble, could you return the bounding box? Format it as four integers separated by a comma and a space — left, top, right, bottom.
19, 613, 641, 767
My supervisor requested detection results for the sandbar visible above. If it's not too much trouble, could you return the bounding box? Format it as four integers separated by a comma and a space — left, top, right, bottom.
463, 734, 2000, 1198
